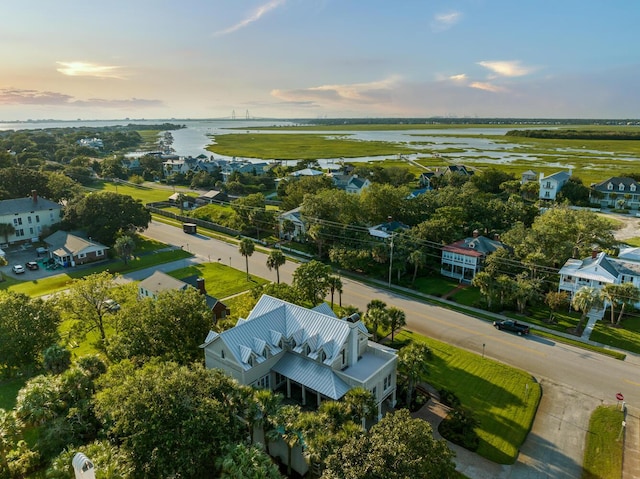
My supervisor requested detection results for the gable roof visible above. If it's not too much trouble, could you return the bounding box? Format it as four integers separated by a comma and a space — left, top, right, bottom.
559, 252, 620, 282
138, 270, 189, 295
290, 168, 324, 177
619, 247, 640, 262
44, 231, 108, 256
542, 170, 571, 183
592, 177, 640, 193
443, 235, 505, 257
0, 196, 61, 216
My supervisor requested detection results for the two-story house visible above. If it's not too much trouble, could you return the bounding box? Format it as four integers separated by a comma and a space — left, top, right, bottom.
441, 232, 506, 283
590, 177, 640, 211
558, 251, 640, 318
539, 170, 571, 200
201, 295, 397, 418
278, 207, 307, 242
0, 191, 62, 245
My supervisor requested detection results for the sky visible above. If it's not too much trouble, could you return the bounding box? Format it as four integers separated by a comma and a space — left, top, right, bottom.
1, 0, 639, 121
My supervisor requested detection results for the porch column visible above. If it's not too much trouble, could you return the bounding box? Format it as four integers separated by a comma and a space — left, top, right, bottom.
301, 385, 306, 406
286, 378, 291, 398
377, 401, 382, 421
316, 391, 321, 407
391, 389, 397, 407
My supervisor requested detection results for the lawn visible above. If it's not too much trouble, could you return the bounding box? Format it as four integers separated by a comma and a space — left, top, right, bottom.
623, 236, 640, 247
207, 132, 415, 160
91, 180, 201, 205
582, 405, 624, 479
589, 316, 640, 355
392, 329, 541, 464
167, 262, 268, 299
0, 377, 28, 410
412, 276, 460, 297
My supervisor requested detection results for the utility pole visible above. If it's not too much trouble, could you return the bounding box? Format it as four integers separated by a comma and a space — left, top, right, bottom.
388, 234, 395, 288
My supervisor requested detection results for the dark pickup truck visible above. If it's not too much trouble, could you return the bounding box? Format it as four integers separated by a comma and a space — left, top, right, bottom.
493, 319, 530, 336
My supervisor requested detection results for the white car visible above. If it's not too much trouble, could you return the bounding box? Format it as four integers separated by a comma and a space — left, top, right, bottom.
12, 265, 25, 274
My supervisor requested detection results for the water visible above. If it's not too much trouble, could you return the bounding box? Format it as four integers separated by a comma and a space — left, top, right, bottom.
0, 119, 632, 166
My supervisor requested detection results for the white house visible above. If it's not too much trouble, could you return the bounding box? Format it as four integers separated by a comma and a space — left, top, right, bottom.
539, 170, 572, 200
138, 270, 189, 299
441, 233, 506, 283
43, 231, 109, 267
0, 191, 62, 245
332, 174, 371, 194
558, 251, 640, 318
201, 295, 397, 418
278, 207, 306, 241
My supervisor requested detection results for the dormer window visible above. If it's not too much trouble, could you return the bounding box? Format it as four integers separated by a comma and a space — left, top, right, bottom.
305, 344, 311, 355
619, 183, 625, 191
320, 350, 327, 362
607, 183, 613, 190
631, 184, 637, 192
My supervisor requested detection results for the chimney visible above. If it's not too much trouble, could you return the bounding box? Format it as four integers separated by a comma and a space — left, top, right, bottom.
31, 190, 38, 203
196, 277, 206, 295
539, 172, 544, 180
387, 215, 393, 223
591, 250, 599, 259
472, 229, 479, 238
494, 233, 500, 241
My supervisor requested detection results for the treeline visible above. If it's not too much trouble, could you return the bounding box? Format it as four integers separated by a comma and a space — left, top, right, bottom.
296, 118, 640, 126
505, 129, 640, 140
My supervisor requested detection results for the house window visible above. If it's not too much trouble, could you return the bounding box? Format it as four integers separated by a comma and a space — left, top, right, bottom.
29, 228, 34, 235
631, 185, 637, 192
341, 349, 346, 365
96, 250, 104, 256
320, 350, 327, 362
221, 350, 225, 359
619, 184, 625, 191
305, 344, 311, 356
16, 229, 24, 237
13, 218, 22, 226
544, 191, 550, 198
371, 387, 377, 399
545, 181, 551, 188
35, 215, 40, 223
27, 216, 32, 224
78, 253, 86, 259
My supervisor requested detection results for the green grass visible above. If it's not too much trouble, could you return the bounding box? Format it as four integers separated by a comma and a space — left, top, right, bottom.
503, 307, 581, 335
412, 276, 460, 296
392, 330, 541, 464
623, 236, 640, 247
166, 262, 268, 299
91, 180, 201, 205
0, 377, 28, 410
207, 133, 415, 160
590, 316, 640, 355
582, 405, 624, 479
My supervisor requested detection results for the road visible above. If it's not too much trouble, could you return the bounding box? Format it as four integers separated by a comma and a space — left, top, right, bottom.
140, 220, 640, 478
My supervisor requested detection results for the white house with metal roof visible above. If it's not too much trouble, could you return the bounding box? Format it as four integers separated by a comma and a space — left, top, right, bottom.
201, 295, 397, 417
539, 170, 572, 200
558, 251, 640, 318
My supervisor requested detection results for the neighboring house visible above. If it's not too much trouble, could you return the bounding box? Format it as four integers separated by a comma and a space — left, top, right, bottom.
290, 168, 324, 178
368, 218, 409, 240
201, 295, 397, 417
521, 170, 538, 184
196, 189, 228, 205
43, 231, 109, 267
539, 170, 571, 200
558, 251, 640, 318
441, 232, 507, 282
168, 192, 197, 208
0, 191, 62, 245
77, 138, 103, 149
407, 188, 429, 199
138, 270, 229, 321
221, 160, 269, 183
163, 159, 190, 176
418, 165, 474, 189
278, 207, 306, 241
590, 177, 640, 210
332, 174, 371, 194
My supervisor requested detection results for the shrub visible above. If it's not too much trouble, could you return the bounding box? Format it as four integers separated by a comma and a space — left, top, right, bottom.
439, 407, 480, 451
438, 388, 460, 408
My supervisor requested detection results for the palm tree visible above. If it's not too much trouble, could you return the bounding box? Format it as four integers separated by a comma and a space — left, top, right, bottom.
601, 283, 622, 325
387, 306, 406, 341
247, 389, 282, 445
571, 286, 603, 335
0, 223, 15, 245
216, 443, 281, 479
407, 249, 426, 285
327, 275, 343, 309
267, 405, 302, 477
266, 250, 286, 284
398, 342, 432, 407
344, 387, 377, 430
364, 300, 388, 342
614, 283, 640, 326
239, 238, 255, 281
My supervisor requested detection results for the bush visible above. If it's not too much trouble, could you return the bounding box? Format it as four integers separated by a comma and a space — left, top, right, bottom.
43, 344, 71, 375
439, 407, 480, 451
438, 388, 460, 408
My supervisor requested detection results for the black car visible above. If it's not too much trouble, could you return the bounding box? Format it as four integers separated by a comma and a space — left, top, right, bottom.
26, 261, 39, 270
493, 319, 530, 336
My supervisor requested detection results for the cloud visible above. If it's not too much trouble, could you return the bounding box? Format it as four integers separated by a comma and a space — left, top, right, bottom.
0, 87, 162, 108
214, 0, 285, 36
56, 61, 125, 79
448, 74, 467, 82
469, 82, 506, 93
477, 60, 535, 78
271, 76, 401, 106
432, 11, 461, 31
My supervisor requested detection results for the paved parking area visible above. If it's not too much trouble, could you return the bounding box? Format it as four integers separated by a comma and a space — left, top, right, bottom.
0, 244, 62, 281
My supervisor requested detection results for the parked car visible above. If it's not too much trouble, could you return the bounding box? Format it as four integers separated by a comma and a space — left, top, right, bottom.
26, 261, 39, 270
12, 265, 25, 274
493, 319, 530, 336
103, 299, 121, 312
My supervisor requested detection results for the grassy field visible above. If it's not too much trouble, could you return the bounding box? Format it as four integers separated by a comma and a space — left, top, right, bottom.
167, 262, 268, 299
207, 132, 415, 160
91, 180, 201, 204
392, 329, 541, 464
582, 405, 624, 479
590, 316, 640, 355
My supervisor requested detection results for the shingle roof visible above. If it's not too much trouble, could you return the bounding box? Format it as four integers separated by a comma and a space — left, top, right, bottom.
0, 196, 61, 216
592, 177, 640, 193
138, 270, 189, 295
443, 235, 505, 257
44, 230, 108, 256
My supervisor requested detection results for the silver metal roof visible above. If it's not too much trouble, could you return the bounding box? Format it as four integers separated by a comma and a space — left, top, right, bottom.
272, 353, 351, 400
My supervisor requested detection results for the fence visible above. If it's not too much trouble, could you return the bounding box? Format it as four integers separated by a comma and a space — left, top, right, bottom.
146, 203, 242, 237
